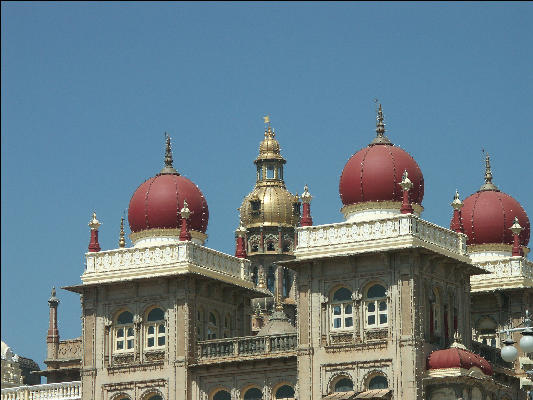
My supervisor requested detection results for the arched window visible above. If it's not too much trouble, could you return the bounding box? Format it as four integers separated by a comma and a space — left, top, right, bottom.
365, 284, 387, 328
334, 378, 353, 392
243, 387, 263, 400
275, 385, 295, 399
331, 287, 353, 330
208, 312, 218, 340
368, 375, 388, 389
115, 311, 134, 353
145, 308, 165, 349
224, 314, 231, 338
213, 390, 231, 400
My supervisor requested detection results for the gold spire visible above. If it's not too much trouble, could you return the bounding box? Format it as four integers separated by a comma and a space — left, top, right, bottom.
160, 133, 179, 175
256, 116, 284, 162
301, 184, 312, 204
479, 153, 498, 191
119, 217, 126, 248
370, 103, 392, 145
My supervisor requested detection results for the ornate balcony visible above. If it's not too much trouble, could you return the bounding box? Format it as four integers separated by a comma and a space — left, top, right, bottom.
82, 241, 253, 287
295, 214, 468, 260
1, 381, 81, 400
194, 333, 297, 365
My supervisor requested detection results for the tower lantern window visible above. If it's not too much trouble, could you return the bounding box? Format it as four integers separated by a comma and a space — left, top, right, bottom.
267, 165, 275, 179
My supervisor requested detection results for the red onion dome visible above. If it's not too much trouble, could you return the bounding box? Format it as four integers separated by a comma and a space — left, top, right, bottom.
339, 105, 424, 207
128, 136, 209, 234
457, 155, 530, 246
427, 344, 493, 376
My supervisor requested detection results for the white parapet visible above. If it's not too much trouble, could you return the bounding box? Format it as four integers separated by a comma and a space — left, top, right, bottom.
470, 257, 533, 292
1, 381, 81, 400
295, 214, 468, 261
82, 241, 253, 287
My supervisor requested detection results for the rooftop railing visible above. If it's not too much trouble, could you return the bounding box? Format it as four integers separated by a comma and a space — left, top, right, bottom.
196, 333, 297, 364
471, 257, 533, 281
1, 381, 81, 400
83, 241, 252, 285
296, 214, 467, 258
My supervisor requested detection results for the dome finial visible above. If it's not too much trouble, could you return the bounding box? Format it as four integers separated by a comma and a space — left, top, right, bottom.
370, 101, 392, 145
263, 115, 275, 139
479, 151, 498, 191
160, 133, 179, 175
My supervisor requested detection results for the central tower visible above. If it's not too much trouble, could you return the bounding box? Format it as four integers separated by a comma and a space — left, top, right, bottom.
239, 118, 302, 328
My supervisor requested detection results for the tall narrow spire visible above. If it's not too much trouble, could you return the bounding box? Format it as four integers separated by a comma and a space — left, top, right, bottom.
160, 133, 179, 175
370, 103, 392, 145
118, 217, 126, 248
47, 287, 60, 347
479, 153, 498, 191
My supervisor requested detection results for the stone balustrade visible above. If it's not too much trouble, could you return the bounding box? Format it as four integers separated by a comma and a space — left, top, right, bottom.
296, 214, 467, 259
473, 257, 533, 280
82, 241, 252, 285
1, 381, 81, 400
196, 333, 297, 364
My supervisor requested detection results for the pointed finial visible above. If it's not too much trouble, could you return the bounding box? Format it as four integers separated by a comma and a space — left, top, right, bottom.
180, 200, 191, 220
119, 217, 126, 248
451, 189, 463, 210
510, 216, 523, 236
399, 170, 413, 191
88, 212, 101, 230
160, 133, 179, 175
301, 184, 312, 204
479, 152, 498, 191
450, 331, 466, 349
48, 286, 59, 305
370, 102, 392, 145
275, 283, 284, 311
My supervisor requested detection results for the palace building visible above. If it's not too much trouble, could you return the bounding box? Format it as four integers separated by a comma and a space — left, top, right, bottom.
2, 106, 531, 400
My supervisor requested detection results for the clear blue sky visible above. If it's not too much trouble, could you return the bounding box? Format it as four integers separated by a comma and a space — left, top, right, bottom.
2, 2, 532, 370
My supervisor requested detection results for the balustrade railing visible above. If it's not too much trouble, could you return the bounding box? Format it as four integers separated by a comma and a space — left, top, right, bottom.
1, 381, 81, 400
197, 334, 297, 362
472, 257, 533, 281
83, 241, 251, 284
296, 214, 467, 257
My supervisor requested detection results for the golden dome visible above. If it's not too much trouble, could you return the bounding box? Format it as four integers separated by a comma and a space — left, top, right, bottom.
240, 185, 300, 228
256, 126, 284, 162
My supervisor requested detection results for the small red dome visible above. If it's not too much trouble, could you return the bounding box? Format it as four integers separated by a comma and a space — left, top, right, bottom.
128, 174, 209, 233
339, 144, 424, 206
427, 346, 493, 376
460, 190, 530, 246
